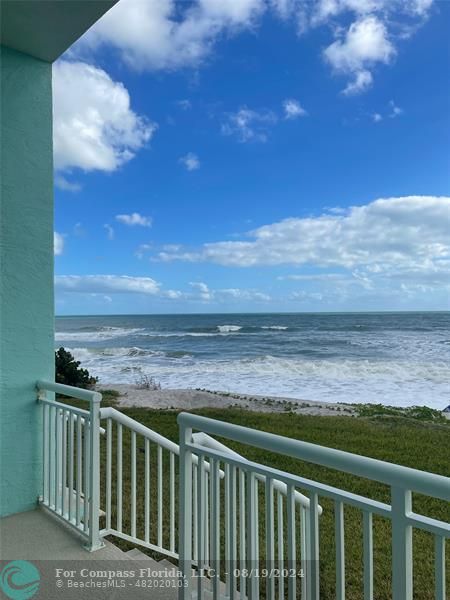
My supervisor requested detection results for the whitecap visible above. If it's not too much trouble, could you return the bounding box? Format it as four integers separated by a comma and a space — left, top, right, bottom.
217, 325, 242, 333
80, 352, 450, 410
55, 327, 145, 342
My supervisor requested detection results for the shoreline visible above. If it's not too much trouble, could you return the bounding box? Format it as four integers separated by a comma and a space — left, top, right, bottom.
97, 384, 357, 416
95, 385, 449, 422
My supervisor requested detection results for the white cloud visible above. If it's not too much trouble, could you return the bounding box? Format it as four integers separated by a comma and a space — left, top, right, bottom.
283, 98, 308, 119
282, 271, 375, 294
55, 275, 161, 295
179, 152, 201, 171
283, 262, 450, 305
87, 293, 113, 303
189, 281, 213, 301
314, 2, 434, 94
53, 60, 156, 173
55, 175, 82, 192
163, 289, 184, 300
74, 0, 434, 100
278, 273, 345, 281
116, 213, 153, 227
371, 100, 403, 122
222, 107, 277, 142
78, 0, 265, 71
177, 99, 192, 110
156, 196, 450, 291
409, 0, 434, 16
388, 99, 403, 118
290, 290, 324, 301
188, 281, 271, 303
104, 224, 115, 240
306, 0, 435, 27
219, 288, 271, 301
135, 244, 153, 259
162, 244, 182, 252
342, 69, 373, 95
73, 223, 85, 237
324, 16, 395, 95
311, 0, 385, 24
54, 232, 64, 256
271, 1, 435, 34
55, 276, 271, 305
270, 0, 299, 20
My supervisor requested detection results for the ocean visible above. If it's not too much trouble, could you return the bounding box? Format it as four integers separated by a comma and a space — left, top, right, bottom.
55, 312, 450, 409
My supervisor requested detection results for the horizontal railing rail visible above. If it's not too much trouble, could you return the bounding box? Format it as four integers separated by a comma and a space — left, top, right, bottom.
101, 407, 179, 454
37, 380, 102, 403
100, 407, 222, 475
39, 398, 106, 435
188, 442, 393, 519
39, 397, 90, 417
179, 413, 450, 501
178, 412, 449, 600
192, 431, 322, 514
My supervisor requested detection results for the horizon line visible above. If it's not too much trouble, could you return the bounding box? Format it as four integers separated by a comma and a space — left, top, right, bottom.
55, 309, 450, 318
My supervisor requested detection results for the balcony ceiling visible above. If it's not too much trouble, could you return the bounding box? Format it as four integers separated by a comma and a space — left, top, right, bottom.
0, 0, 119, 63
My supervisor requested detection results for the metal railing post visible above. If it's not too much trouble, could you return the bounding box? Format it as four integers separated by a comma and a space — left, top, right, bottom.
179, 421, 193, 600
391, 487, 413, 600
86, 391, 104, 551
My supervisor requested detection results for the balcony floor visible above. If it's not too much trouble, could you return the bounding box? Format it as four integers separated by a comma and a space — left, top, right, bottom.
0, 508, 179, 599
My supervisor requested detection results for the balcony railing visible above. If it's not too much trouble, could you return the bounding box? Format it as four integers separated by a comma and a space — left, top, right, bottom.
37, 380, 103, 551
37, 381, 449, 600
178, 412, 450, 600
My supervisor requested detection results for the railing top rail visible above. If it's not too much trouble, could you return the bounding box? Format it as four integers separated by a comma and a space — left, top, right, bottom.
188, 441, 393, 518
39, 397, 90, 417
192, 431, 322, 514
101, 407, 224, 477
37, 380, 102, 404
178, 412, 450, 501
101, 406, 180, 454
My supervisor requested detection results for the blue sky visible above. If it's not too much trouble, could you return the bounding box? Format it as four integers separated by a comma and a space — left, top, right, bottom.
53, 0, 450, 315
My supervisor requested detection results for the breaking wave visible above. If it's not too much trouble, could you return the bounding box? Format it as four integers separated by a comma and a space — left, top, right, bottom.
66, 348, 450, 409
56, 324, 293, 341
56, 312, 450, 409
217, 325, 242, 333
55, 327, 145, 342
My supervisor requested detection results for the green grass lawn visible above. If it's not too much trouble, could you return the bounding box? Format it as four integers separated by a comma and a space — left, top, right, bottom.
63, 391, 449, 599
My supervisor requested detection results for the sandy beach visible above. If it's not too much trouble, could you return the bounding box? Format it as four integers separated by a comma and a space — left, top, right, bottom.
98, 384, 357, 417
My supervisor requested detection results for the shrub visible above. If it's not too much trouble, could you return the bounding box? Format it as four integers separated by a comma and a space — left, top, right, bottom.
135, 374, 161, 390
55, 347, 97, 388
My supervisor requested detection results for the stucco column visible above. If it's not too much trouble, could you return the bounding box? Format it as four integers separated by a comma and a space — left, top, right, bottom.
0, 46, 54, 516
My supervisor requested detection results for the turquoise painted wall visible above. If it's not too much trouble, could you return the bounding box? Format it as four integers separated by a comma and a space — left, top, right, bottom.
0, 46, 54, 516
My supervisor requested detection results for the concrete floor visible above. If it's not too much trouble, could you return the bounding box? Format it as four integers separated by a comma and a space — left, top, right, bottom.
0, 508, 127, 561
0, 508, 180, 599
